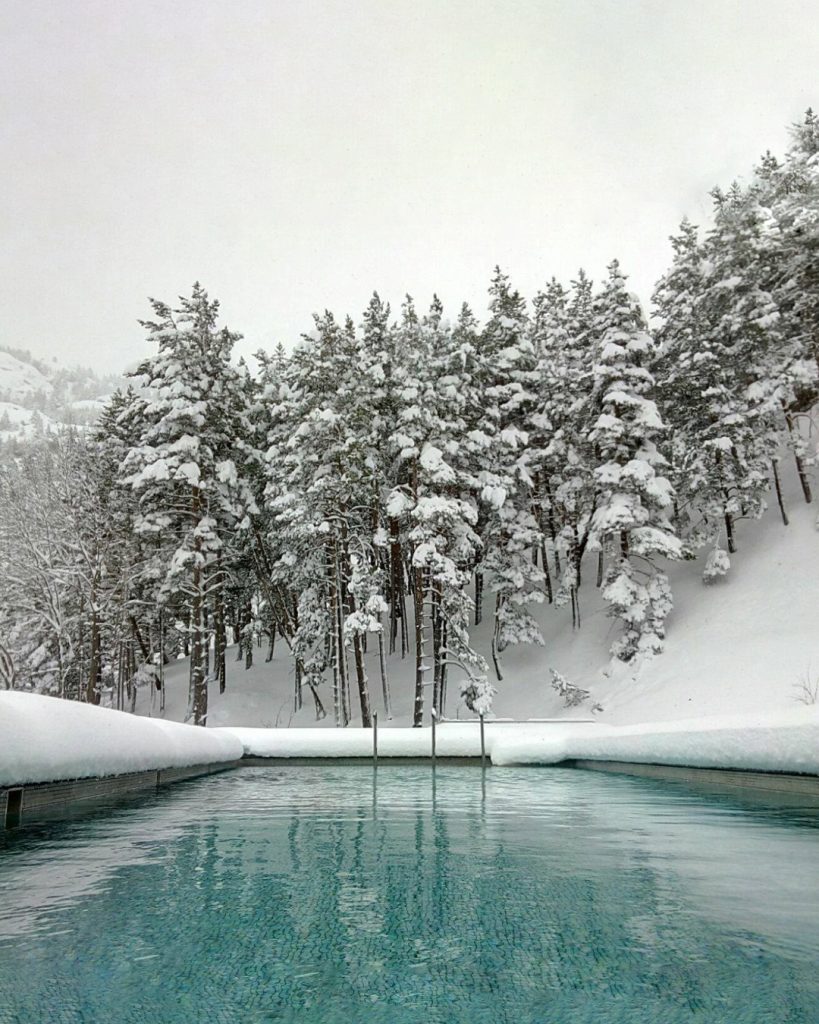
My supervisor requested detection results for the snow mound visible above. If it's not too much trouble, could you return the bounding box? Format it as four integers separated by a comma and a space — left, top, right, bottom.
224, 710, 819, 776
490, 708, 819, 773
0, 692, 243, 787
224, 720, 590, 760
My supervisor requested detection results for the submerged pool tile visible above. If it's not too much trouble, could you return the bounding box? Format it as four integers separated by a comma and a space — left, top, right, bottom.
1, 766, 818, 1023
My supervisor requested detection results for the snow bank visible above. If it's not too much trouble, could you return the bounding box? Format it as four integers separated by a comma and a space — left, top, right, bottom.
224, 709, 819, 776
0, 692, 243, 787
223, 720, 594, 760
490, 708, 819, 773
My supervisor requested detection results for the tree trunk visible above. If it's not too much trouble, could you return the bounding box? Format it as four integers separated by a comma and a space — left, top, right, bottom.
190, 487, 208, 726
87, 586, 101, 705
352, 633, 371, 727
333, 540, 350, 726
785, 409, 813, 503
440, 619, 448, 716
474, 569, 483, 625
243, 602, 253, 670
377, 614, 392, 719
399, 578, 409, 658
129, 638, 138, 713
772, 460, 789, 526
431, 580, 442, 716
158, 610, 166, 714
329, 549, 342, 726
214, 600, 227, 694
539, 544, 553, 604
294, 658, 303, 712
724, 511, 736, 555
389, 518, 402, 655
129, 615, 151, 661
412, 567, 426, 727
491, 596, 504, 682
306, 674, 326, 720
543, 480, 561, 574
202, 605, 210, 679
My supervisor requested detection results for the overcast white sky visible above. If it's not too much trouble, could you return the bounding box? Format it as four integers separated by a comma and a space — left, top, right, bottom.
0, 0, 815, 372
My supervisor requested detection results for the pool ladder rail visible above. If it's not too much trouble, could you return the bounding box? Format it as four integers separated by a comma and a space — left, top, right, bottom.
370, 712, 597, 767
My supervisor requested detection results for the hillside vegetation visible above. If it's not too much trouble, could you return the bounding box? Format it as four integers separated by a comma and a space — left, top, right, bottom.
1, 110, 817, 729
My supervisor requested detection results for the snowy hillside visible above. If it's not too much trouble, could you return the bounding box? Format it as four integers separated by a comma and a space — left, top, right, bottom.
0, 350, 52, 401
0, 401, 55, 444
0, 347, 120, 445
134, 458, 818, 730
3, 112, 817, 739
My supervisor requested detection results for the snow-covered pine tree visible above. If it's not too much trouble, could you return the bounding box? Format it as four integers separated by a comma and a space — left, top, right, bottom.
699, 185, 785, 536
409, 298, 487, 718
122, 284, 254, 725
652, 219, 736, 570
477, 268, 545, 682
589, 262, 681, 660
528, 273, 598, 626
265, 311, 354, 725
754, 111, 819, 502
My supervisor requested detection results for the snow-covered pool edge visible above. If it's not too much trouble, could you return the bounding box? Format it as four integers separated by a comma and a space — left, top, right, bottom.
0, 692, 243, 787
221, 709, 819, 776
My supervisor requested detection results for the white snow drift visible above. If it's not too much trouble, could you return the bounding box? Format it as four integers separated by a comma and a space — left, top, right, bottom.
224, 721, 592, 759
489, 708, 819, 771
224, 709, 819, 775
0, 692, 243, 787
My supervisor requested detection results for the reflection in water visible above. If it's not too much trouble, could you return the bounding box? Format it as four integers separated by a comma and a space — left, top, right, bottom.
1, 766, 818, 1023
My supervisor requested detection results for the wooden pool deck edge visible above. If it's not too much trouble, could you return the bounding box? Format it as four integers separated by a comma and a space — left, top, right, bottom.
1, 760, 241, 830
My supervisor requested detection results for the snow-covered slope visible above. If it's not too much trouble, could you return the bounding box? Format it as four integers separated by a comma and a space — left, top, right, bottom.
0, 347, 120, 445
0, 350, 52, 401
508, 464, 819, 726
133, 457, 818, 731
0, 401, 54, 442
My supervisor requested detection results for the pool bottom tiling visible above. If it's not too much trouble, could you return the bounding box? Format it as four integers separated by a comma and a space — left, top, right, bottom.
1, 766, 818, 1024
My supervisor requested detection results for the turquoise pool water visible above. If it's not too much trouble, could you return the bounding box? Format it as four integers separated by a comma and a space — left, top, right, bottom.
1, 766, 818, 1023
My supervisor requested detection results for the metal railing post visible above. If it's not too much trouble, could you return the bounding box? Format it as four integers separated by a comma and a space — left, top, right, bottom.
480, 713, 486, 768
373, 710, 378, 767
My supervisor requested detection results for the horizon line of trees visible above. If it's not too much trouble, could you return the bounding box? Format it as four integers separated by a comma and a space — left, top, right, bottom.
1, 110, 817, 726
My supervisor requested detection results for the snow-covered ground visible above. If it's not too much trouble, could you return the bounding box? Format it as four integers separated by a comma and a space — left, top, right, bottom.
489, 708, 819, 771
0, 454, 799, 784
0, 351, 52, 401
225, 720, 593, 759
0, 401, 54, 442
222, 708, 819, 774
135, 457, 819, 733
0, 349, 118, 444
0, 691, 242, 787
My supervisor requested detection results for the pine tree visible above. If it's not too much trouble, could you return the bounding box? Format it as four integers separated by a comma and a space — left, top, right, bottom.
477, 268, 545, 682
589, 262, 681, 660
122, 284, 253, 725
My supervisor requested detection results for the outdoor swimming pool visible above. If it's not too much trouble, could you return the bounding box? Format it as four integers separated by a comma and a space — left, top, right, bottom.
1, 766, 818, 1023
